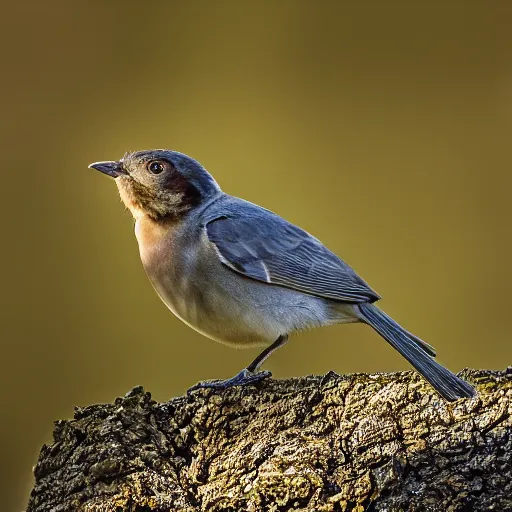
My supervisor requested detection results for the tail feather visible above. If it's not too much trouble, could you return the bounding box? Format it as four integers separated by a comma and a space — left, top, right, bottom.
394, 323, 437, 357
358, 302, 476, 401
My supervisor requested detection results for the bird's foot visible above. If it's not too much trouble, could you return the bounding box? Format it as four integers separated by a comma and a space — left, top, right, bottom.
188, 368, 272, 393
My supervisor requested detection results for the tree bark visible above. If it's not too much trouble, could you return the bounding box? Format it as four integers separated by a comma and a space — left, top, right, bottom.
27, 368, 512, 511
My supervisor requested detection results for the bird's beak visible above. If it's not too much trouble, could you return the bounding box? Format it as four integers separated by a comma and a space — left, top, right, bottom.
88, 160, 128, 178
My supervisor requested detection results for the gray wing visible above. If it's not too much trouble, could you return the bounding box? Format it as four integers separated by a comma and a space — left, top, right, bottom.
205, 205, 380, 304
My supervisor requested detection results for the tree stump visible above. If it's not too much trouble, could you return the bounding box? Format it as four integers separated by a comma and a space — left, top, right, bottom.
27, 368, 512, 511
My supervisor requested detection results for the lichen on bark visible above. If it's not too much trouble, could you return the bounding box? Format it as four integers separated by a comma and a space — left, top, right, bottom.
27, 368, 512, 511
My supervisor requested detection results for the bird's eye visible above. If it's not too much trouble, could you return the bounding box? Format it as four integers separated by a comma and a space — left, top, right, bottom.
148, 161, 165, 174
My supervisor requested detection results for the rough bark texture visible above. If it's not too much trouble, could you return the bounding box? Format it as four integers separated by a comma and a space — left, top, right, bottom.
27, 368, 512, 512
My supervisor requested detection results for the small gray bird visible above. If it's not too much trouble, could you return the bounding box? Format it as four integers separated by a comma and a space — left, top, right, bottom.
89, 150, 476, 401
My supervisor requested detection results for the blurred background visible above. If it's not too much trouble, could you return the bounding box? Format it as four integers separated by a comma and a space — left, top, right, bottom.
1, 1, 511, 510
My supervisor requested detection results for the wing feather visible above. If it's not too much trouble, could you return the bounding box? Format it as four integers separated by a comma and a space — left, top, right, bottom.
205, 207, 380, 304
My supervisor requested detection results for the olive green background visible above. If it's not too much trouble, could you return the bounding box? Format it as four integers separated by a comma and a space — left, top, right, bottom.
1, 1, 511, 510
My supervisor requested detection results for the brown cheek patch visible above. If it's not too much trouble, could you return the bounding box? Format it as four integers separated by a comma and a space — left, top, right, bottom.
117, 171, 201, 220
163, 172, 201, 209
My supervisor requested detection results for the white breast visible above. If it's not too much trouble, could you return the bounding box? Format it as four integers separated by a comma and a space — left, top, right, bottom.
134, 214, 351, 349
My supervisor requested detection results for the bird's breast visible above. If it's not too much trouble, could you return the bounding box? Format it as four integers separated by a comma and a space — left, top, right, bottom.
135, 215, 224, 335
133, 215, 281, 346
135, 215, 186, 294
133, 213, 345, 348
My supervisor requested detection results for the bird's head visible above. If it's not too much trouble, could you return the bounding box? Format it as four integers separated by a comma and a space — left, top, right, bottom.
89, 149, 221, 220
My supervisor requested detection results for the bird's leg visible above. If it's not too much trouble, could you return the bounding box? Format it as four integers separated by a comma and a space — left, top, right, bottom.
188, 335, 288, 392
246, 334, 288, 373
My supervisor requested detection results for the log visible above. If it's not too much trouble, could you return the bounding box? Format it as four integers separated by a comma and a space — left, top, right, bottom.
27, 368, 512, 511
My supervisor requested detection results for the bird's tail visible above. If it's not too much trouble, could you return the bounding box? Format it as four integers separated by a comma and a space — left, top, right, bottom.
357, 302, 476, 401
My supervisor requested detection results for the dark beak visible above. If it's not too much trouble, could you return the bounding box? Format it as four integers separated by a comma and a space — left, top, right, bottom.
88, 160, 127, 178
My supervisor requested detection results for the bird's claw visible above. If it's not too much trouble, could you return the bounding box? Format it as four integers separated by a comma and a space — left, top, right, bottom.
188, 368, 272, 393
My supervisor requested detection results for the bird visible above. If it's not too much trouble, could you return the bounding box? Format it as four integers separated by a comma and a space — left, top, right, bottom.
89, 149, 476, 401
